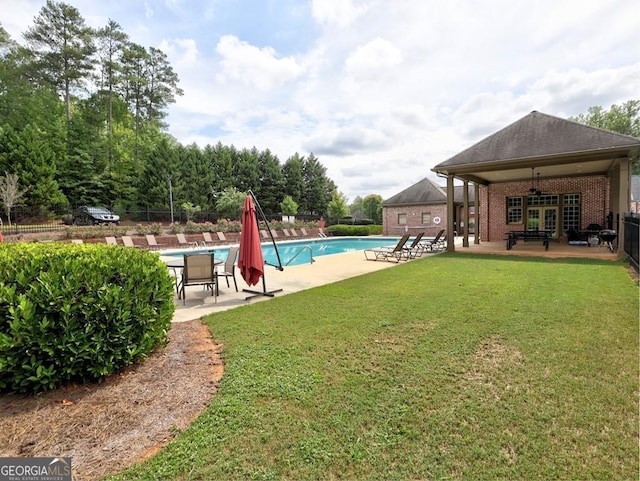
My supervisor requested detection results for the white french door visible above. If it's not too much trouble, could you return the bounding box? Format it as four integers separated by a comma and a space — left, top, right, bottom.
527, 207, 558, 237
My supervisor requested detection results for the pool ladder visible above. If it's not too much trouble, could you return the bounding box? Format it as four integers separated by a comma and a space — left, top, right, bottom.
285, 245, 315, 266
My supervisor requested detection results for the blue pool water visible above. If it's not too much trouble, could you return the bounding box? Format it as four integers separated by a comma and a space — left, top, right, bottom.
165, 236, 403, 267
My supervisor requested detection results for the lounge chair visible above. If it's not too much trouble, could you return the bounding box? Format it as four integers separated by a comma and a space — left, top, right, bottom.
176, 233, 198, 248
178, 253, 217, 305
364, 234, 411, 262
419, 229, 445, 252
200, 232, 216, 246
216, 231, 227, 242
216, 245, 239, 292
260, 229, 269, 239
282, 228, 291, 237
403, 232, 425, 258
105, 236, 118, 245
145, 234, 166, 248
300, 228, 308, 236
290, 228, 299, 236
121, 235, 140, 248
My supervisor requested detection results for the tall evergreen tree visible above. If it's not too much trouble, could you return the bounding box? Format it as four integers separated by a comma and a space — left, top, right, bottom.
137, 136, 178, 208
282, 153, 305, 208
144, 47, 183, 127
302, 153, 331, 215
205, 142, 234, 200
23, 1, 95, 123
232, 147, 260, 195
175, 143, 214, 209
0, 124, 67, 210
95, 19, 129, 164
256, 149, 285, 213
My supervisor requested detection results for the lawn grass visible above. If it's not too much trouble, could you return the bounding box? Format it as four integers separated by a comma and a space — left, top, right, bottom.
106, 253, 639, 480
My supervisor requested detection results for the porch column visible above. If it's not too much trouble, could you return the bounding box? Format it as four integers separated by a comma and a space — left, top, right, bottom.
616, 157, 631, 253
446, 174, 455, 252
462, 180, 469, 247
474, 183, 480, 244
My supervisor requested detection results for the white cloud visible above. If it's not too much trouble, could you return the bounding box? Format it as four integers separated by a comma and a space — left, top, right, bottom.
158, 38, 199, 65
344, 37, 403, 81
4, 0, 640, 202
215, 35, 304, 91
311, 0, 368, 27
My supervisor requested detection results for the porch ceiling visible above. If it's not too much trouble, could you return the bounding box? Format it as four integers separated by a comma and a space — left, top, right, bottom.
447, 155, 621, 185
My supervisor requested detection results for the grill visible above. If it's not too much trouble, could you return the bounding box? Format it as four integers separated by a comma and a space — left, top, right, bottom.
598, 229, 617, 252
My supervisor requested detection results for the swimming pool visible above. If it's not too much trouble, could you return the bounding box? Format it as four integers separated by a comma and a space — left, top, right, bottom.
164, 236, 403, 267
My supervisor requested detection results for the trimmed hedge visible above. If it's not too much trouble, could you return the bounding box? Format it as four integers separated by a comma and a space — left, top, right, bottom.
0, 243, 176, 394
327, 224, 382, 236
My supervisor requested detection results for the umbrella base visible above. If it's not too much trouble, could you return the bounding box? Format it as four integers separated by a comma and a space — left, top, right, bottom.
243, 287, 283, 300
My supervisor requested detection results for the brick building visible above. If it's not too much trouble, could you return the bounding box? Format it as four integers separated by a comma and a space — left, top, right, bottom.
432, 111, 640, 251
382, 178, 475, 237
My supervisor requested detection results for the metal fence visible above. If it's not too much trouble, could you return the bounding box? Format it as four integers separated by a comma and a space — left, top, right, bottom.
0, 205, 321, 235
623, 213, 639, 272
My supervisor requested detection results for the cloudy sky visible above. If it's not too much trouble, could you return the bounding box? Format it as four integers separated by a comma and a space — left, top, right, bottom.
3, 0, 639, 201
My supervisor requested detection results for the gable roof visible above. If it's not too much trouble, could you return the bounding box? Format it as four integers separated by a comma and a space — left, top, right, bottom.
435, 111, 640, 169
432, 111, 640, 185
383, 178, 446, 206
383, 178, 476, 206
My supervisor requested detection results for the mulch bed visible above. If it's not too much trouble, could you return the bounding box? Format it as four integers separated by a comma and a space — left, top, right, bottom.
0, 320, 223, 481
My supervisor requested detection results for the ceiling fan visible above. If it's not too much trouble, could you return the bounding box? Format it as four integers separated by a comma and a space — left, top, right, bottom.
528, 168, 543, 196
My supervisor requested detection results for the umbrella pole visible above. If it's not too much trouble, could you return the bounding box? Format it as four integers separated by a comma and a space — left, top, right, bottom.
243, 190, 284, 300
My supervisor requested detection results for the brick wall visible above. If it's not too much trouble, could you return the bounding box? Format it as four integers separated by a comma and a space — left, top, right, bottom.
480, 175, 609, 242
382, 204, 448, 236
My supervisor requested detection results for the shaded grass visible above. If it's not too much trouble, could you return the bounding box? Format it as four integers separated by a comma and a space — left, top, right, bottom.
106, 254, 639, 480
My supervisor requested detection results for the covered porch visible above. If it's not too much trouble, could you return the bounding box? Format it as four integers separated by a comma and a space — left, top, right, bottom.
449, 235, 619, 261
432, 111, 640, 257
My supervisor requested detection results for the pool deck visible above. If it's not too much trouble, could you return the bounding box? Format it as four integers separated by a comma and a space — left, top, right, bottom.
166, 236, 621, 322
166, 247, 405, 322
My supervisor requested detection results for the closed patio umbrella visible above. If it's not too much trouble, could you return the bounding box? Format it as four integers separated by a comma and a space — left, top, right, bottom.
238, 195, 264, 286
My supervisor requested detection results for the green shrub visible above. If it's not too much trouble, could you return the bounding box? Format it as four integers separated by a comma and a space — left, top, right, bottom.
134, 223, 163, 235
367, 224, 383, 235
0, 243, 175, 394
327, 224, 371, 236
62, 225, 129, 240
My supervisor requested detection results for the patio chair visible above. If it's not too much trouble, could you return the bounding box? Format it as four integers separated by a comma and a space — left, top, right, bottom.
364, 234, 411, 262
176, 233, 198, 248
216, 245, 239, 292
178, 253, 217, 305
105, 236, 118, 245
145, 234, 166, 248
419, 229, 445, 252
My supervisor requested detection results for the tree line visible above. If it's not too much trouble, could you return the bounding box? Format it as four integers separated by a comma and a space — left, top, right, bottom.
0, 1, 338, 218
